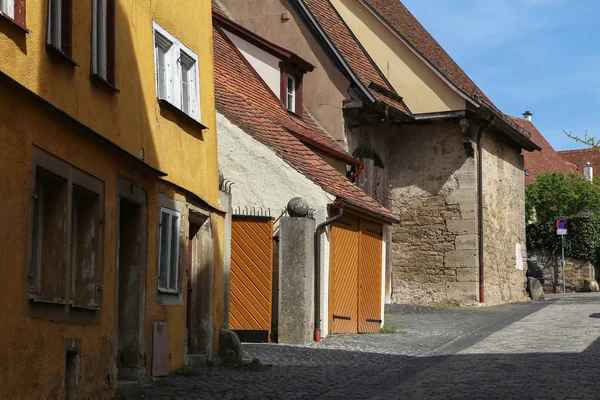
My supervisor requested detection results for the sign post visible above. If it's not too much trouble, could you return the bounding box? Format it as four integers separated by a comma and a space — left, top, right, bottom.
556, 220, 568, 293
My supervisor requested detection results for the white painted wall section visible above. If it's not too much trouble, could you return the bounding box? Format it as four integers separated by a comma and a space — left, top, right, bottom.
224, 31, 282, 99
217, 112, 338, 336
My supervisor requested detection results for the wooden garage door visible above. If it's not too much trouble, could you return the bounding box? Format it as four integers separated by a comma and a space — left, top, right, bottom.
358, 219, 383, 333
228, 217, 274, 341
329, 213, 383, 334
329, 214, 360, 333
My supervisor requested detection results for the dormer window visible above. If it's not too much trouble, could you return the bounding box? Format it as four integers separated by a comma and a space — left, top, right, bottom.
214, 13, 313, 116
281, 69, 302, 115
286, 75, 296, 113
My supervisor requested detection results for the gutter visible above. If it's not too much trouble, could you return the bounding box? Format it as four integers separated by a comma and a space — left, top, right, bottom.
477, 117, 496, 303
479, 104, 540, 152
314, 205, 344, 342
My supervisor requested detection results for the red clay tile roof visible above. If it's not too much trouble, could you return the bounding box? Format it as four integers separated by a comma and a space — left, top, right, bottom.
302, 0, 411, 116
558, 149, 600, 175
213, 4, 360, 166
509, 116, 578, 185
361, 0, 493, 108
213, 23, 398, 223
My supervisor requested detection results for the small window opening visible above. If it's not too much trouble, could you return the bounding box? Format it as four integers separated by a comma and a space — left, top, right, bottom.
65, 350, 80, 400
180, 52, 194, 115
47, 0, 73, 57
286, 75, 296, 113
158, 207, 180, 292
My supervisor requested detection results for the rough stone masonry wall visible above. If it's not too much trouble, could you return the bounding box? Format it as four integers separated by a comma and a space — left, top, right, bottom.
481, 130, 529, 304
528, 249, 597, 293
349, 120, 479, 305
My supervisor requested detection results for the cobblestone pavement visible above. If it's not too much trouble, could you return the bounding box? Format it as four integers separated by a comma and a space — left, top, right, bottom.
142, 293, 600, 399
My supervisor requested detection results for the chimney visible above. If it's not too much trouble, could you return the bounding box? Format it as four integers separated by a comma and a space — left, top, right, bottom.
584, 162, 593, 181
523, 111, 533, 121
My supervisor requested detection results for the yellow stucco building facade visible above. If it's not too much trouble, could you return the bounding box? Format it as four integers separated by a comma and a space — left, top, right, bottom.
0, 0, 225, 398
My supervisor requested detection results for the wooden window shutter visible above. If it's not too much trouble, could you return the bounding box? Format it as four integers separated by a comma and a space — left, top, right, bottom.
61, 0, 72, 56
14, 0, 25, 28
295, 76, 303, 115
106, 0, 115, 84
279, 69, 286, 107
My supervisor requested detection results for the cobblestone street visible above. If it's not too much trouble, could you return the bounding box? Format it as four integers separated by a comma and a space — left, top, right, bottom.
142, 293, 600, 399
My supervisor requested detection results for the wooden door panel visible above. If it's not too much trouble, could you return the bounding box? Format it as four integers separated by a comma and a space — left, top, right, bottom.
329, 214, 360, 333
228, 217, 274, 339
358, 219, 383, 333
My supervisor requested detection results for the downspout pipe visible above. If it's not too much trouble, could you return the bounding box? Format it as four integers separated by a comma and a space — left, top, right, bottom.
477, 117, 496, 303
314, 206, 344, 342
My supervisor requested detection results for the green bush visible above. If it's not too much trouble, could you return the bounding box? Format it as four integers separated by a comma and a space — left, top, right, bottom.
526, 173, 600, 263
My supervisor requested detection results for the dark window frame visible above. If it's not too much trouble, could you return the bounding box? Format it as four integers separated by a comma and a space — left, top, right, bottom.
0, 0, 28, 32
91, 0, 116, 88
46, 0, 74, 63
279, 63, 303, 116
25, 147, 105, 324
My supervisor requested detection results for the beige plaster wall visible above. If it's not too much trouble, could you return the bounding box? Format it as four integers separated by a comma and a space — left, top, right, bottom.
218, 0, 352, 143
331, 0, 466, 114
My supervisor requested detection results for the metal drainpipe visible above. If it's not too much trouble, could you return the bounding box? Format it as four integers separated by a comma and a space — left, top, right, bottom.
477, 117, 496, 303
314, 206, 344, 342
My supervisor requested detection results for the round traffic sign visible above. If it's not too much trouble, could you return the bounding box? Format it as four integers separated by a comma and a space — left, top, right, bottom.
556, 220, 568, 229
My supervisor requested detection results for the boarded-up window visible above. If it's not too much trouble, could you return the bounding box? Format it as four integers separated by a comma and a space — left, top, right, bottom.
27, 147, 104, 313
71, 184, 100, 308
30, 167, 69, 301
352, 147, 388, 207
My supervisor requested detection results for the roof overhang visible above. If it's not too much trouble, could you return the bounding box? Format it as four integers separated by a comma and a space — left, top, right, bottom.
213, 12, 314, 73
334, 199, 399, 224
292, 0, 376, 103
357, 0, 480, 108
477, 104, 541, 152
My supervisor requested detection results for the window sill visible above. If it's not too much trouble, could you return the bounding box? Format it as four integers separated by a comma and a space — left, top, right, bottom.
0, 12, 30, 33
28, 296, 68, 306
157, 288, 182, 306
90, 73, 120, 93
46, 45, 79, 67
158, 287, 179, 295
70, 304, 100, 312
286, 108, 302, 119
158, 99, 207, 131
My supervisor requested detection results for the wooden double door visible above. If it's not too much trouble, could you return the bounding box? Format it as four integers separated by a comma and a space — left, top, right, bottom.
329, 213, 383, 334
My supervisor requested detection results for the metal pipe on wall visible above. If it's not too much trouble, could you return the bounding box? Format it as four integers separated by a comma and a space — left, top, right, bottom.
313, 206, 344, 342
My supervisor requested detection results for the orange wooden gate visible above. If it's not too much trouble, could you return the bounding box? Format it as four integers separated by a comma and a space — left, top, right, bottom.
228, 216, 274, 342
358, 219, 384, 333
329, 213, 383, 334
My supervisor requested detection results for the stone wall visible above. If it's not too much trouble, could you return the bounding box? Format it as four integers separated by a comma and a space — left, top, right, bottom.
481, 130, 529, 304
528, 249, 597, 293
349, 119, 479, 304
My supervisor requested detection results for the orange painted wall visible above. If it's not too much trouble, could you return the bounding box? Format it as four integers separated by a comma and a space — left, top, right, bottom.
0, 0, 223, 398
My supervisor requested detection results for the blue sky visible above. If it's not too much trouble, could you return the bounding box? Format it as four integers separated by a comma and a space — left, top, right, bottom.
401, 0, 600, 150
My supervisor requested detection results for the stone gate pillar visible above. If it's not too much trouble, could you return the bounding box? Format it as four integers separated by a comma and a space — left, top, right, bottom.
278, 198, 315, 344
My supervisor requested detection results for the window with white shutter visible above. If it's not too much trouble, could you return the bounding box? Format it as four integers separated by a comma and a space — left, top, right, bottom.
153, 22, 201, 122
